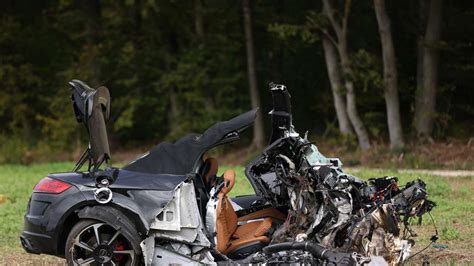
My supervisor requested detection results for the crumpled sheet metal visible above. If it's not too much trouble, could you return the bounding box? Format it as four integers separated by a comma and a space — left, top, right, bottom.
142, 181, 213, 265
263, 148, 424, 265
350, 204, 411, 265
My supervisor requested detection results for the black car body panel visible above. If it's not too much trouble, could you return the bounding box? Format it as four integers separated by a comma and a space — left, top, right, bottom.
21, 184, 87, 255
21, 171, 188, 256
231, 195, 262, 209
124, 109, 257, 175
51, 170, 187, 191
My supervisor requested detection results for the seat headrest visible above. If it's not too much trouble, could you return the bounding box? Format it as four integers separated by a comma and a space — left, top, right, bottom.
221, 169, 235, 195
203, 157, 218, 184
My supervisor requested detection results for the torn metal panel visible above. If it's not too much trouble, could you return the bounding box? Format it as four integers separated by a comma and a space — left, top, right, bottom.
146, 181, 211, 264
140, 235, 156, 266
205, 187, 218, 246
150, 187, 181, 231
151, 182, 206, 238
151, 246, 204, 265
125, 190, 174, 229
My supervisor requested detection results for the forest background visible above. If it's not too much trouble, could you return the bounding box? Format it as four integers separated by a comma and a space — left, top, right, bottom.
0, 0, 473, 169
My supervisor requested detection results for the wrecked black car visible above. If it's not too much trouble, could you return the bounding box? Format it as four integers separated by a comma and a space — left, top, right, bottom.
21, 81, 435, 265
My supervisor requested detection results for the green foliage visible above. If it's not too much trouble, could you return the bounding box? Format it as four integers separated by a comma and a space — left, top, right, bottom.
0, 1, 473, 163
0, 135, 28, 164
440, 226, 461, 241
219, 165, 254, 197
267, 10, 324, 45
351, 50, 384, 93
268, 23, 301, 40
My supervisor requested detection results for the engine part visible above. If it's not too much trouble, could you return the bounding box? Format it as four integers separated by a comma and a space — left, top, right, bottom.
263, 241, 356, 265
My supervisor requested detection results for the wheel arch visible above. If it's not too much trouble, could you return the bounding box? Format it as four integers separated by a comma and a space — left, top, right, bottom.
56, 203, 148, 256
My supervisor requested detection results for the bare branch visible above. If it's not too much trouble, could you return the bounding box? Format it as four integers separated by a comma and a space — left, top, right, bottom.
322, 0, 342, 39
320, 28, 339, 47
306, 22, 339, 47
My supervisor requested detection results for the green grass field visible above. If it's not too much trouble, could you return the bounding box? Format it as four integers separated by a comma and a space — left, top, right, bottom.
0, 162, 473, 263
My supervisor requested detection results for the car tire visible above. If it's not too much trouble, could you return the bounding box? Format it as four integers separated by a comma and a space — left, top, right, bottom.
65, 207, 143, 265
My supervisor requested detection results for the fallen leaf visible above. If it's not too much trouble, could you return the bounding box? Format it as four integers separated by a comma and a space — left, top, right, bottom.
0, 194, 7, 204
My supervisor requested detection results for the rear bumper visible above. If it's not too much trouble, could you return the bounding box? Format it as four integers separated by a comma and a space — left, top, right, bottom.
20, 231, 55, 254
21, 184, 88, 256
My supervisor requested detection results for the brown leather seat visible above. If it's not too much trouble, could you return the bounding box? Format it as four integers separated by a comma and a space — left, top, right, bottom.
216, 170, 272, 256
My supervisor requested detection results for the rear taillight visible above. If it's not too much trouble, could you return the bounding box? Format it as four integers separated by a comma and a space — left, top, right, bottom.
34, 177, 72, 194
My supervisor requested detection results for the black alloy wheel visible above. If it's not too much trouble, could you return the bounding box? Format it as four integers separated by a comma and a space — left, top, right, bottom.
66, 219, 140, 266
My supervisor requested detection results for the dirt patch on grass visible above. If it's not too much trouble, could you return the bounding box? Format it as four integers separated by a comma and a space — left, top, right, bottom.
0, 248, 65, 265
449, 175, 474, 193
407, 174, 474, 264
408, 225, 474, 264
414, 249, 473, 265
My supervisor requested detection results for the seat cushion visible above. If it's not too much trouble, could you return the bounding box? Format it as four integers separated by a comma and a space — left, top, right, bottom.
224, 218, 272, 254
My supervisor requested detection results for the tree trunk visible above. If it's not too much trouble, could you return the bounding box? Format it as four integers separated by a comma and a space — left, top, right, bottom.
414, 0, 443, 138
339, 45, 371, 150
322, 0, 371, 150
166, 33, 181, 136
194, 0, 204, 40
168, 87, 182, 136
321, 36, 353, 135
416, 0, 427, 99
243, 0, 264, 149
374, 0, 405, 150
